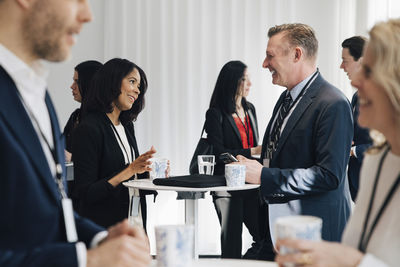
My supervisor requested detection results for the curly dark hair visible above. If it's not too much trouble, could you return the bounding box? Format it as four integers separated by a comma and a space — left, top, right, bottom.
83, 58, 148, 124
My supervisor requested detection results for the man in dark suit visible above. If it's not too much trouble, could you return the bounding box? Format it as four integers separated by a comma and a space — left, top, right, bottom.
340, 36, 373, 201
0, 0, 150, 266
237, 23, 353, 260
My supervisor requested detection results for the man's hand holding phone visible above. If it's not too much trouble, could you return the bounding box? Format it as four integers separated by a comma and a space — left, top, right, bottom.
219, 152, 239, 164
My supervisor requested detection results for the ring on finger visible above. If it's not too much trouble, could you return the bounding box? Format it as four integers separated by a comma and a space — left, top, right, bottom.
298, 252, 313, 265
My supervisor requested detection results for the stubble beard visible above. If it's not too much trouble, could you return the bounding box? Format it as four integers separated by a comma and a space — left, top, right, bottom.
22, 0, 70, 62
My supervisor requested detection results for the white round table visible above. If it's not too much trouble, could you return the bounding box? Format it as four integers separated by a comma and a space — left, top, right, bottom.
123, 179, 260, 258
123, 178, 259, 192
151, 258, 277, 267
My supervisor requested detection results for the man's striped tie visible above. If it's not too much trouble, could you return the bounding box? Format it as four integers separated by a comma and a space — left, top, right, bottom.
270, 92, 293, 154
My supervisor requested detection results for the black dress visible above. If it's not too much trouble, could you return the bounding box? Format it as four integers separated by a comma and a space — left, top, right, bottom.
63, 108, 80, 206
63, 108, 81, 153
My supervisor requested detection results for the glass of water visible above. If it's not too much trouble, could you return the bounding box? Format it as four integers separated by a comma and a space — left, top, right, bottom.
197, 155, 215, 175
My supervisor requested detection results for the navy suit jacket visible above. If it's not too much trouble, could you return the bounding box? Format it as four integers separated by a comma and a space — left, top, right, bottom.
260, 74, 353, 242
0, 66, 103, 266
348, 92, 372, 201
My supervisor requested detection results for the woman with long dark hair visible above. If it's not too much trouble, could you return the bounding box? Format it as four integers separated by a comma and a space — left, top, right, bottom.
63, 60, 102, 161
72, 58, 156, 229
205, 60, 266, 259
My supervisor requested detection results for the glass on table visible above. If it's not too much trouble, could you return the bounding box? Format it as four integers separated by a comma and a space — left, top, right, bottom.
197, 155, 215, 175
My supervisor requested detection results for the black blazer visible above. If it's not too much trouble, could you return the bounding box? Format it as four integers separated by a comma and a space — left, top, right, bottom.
205, 102, 259, 175
72, 112, 148, 228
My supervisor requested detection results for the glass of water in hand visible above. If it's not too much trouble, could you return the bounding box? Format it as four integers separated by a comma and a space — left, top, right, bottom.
197, 155, 215, 175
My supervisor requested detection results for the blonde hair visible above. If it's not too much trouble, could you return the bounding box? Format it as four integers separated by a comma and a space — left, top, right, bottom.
367, 18, 400, 150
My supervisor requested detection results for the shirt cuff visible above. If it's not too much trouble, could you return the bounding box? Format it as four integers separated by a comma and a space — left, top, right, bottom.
75, 231, 108, 267
90, 231, 109, 248
351, 146, 357, 158
76, 242, 87, 267
358, 254, 389, 267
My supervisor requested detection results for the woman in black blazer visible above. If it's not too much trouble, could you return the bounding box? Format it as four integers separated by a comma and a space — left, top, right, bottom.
205, 61, 267, 259
72, 58, 156, 229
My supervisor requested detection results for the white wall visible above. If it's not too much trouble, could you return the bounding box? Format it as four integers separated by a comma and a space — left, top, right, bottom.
46, 0, 105, 125
45, 0, 400, 255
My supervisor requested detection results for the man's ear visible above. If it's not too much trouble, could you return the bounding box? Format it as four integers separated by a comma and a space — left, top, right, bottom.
15, 0, 35, 9
294, 47, 303, 62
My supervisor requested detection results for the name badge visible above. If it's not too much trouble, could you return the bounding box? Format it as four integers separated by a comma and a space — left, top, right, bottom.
62, 198, 78, 242
263, 158, 270, 168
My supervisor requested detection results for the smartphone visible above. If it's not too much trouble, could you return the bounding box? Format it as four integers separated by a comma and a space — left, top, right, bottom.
219, 152, 239, 164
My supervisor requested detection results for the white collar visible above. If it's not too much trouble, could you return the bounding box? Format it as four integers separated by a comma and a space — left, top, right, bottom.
0, 43, 49, 98
288, 70, 317, 101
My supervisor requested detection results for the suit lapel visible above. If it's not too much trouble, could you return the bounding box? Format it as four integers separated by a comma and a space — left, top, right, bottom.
247, 108, 259, 144
272, 95, 313, 161
261, 92, 286, 158
0, 67, 59, 201
125, 122, 140, 159
271, 75, 323, 163
45, 91, 67, 187
225, 112, 242, 144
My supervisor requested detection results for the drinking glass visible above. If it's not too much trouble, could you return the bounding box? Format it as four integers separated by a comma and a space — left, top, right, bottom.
197, 155, 215, 175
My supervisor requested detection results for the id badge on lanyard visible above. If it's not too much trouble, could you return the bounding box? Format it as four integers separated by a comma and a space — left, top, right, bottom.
263, 145, 274, 168
62, 198, 78, 242
57, 170, 78, 243
263, 158, 270, 168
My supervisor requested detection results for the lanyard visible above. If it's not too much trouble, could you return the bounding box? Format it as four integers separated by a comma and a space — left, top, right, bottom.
17, 91, 67, 199
358, 146, 400, 252
110, 122, 134, 164
234, 109, 251, 148
265, 70, 319, 159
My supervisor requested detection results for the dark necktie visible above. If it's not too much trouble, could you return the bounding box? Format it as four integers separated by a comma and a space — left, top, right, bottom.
269, 92, 293, 154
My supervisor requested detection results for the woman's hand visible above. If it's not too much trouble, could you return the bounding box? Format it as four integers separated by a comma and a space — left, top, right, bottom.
129, 146, 156, 174
108, 146, 156, 187
275, 239, 363, 267
165, 160, 170, 178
